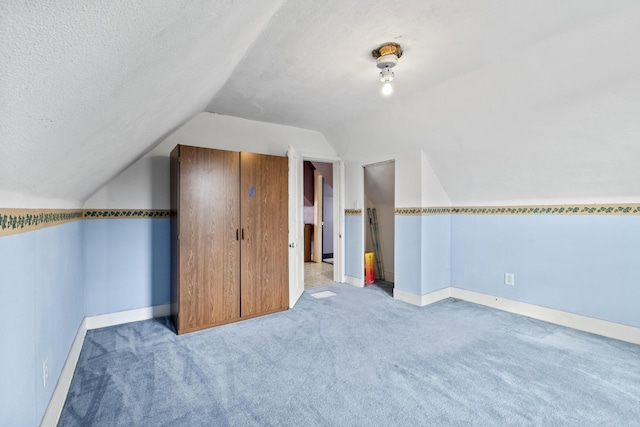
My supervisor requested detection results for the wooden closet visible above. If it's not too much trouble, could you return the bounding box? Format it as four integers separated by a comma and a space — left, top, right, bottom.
170, 145, 288, 334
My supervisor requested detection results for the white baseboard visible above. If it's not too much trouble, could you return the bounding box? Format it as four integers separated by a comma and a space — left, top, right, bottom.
344, 275, 364, 288
42, 304, 171, 426
450, 288, 640, 346
394, 286, 640, 345
40, 318, 87, 427
393, 287, 451, 306
85, 304, 171, 330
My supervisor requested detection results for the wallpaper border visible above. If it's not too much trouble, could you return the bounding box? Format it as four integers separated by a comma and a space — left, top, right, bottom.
0, 209, 174, 237
395, 204, 640, 216
0, 209, 83, 237
344, 209, 363, 216
83, 210, 173, 219
4, 204, 639, 236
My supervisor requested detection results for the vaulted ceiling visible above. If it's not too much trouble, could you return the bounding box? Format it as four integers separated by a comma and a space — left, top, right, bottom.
2, 1, 640, 206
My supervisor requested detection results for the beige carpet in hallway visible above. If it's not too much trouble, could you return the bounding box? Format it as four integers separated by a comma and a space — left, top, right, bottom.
304, 261, 334, 289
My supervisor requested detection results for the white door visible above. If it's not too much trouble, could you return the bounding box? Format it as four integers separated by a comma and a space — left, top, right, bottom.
288, 145, 304, 307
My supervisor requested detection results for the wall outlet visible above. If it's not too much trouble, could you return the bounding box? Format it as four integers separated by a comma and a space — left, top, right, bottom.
505, 273, 515, 286
42, 358, 49, 388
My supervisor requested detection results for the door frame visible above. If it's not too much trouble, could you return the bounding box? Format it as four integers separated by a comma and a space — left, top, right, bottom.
296, 152, 345, 287
362, 159, 396, 285
313, 169, 323, 263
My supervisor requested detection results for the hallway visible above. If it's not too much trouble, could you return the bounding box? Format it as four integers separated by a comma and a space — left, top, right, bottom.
304, 261, 334, 289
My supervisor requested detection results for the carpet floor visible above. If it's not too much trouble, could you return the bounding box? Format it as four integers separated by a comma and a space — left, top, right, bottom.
59, 283, 640, 426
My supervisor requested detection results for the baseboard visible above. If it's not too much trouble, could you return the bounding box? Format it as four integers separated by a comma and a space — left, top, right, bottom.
344, 275, 364, 288
41, 304, 171, 426
40, 318, 87, 427
85, 304, 171, 330
393, 287, 451, 306
450, 288, 640, 346
392, 286, 639, 345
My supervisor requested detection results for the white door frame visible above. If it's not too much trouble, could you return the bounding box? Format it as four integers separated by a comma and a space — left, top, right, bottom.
287, 146, 305, 308
298, 152, 345, 286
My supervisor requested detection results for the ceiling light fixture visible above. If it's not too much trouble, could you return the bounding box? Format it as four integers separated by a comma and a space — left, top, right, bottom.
372, 42, 402, 96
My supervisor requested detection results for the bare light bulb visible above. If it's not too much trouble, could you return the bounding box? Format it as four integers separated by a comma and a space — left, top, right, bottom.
382, 81, 393, 95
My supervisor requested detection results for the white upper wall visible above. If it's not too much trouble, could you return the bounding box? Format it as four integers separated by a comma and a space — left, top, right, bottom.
395, 152, 423, 208
346, 148, 451, 210
420, 151, 451, 207
394, 150, 451, 208
0, 191, 82, 209
84, 113, 336, 209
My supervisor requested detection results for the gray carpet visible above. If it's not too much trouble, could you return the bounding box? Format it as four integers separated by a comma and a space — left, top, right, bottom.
59, 283, 640, 426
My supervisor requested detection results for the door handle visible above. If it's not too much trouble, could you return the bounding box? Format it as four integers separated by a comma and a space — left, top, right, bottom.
242, 228, 245, 240
289, 242, 296, 248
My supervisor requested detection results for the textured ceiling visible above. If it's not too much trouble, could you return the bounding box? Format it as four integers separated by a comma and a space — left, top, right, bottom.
0, 0, 285, 204
208, 0, 640, 204
2, 1, 640, 206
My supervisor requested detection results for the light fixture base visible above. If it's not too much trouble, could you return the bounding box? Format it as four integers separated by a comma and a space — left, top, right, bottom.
376, 54, 398, 69
371, 42, 403, 60
372, 42, 403, 96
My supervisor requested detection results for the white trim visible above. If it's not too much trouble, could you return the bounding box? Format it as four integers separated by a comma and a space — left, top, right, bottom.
298, 153, 345, 287
287, 145, 305, 308
85, 304, 171, 330
297, 151, 342, 162
40, 318, 87, 427
393, 287, 451, 306
392, 286, 640, 345
334, 160, 345, 284
344, 275, 364, 288
41, 305, 171, 426
450, 288, 640, 346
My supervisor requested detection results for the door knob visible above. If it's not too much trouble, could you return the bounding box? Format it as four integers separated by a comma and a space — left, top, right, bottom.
289, 242, 296, 248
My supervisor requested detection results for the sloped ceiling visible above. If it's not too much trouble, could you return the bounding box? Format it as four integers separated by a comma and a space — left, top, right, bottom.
0, 1, 286, 205
365, 162, 395, 206
3, 1, 640, 206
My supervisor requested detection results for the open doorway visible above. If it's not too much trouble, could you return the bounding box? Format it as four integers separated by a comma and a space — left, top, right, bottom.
303, 160, 334, 289
364, 161, 395, 296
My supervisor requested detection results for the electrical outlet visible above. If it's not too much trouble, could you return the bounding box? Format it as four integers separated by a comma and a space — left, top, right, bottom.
505, 273, 515, 286
42, 358, 49, 388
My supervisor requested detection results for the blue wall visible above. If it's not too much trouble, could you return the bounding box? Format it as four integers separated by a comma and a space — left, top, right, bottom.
395, 215, 451, 295
4, 210, 640, 425
0, 217, 170, 425
421, 215, 451, 294
84, 219, 170, 316
0, 221, 84, 426
345, 214, 363, 278
452, 214, 640, 328
396, 212, 640, 330
395, 216, 422, 294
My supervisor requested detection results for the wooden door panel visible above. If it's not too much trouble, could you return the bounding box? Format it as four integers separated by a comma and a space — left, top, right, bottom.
178, 146, 241, 331
240, 152, 289, 317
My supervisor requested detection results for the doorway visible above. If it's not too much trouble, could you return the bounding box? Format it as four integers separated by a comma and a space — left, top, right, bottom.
303, 160, 335, 289
364, 161, 395, 296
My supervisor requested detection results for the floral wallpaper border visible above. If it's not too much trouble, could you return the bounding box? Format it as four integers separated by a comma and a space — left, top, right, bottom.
0, 209, 83, 237
83, 210, 173, 219
395, 204, 640, 216
4, 204, 639, 237
0, 209, 174, 237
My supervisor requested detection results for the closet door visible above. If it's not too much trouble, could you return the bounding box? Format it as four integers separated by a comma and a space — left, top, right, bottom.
178, 146, 241, 332
240, 152, 289, 317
